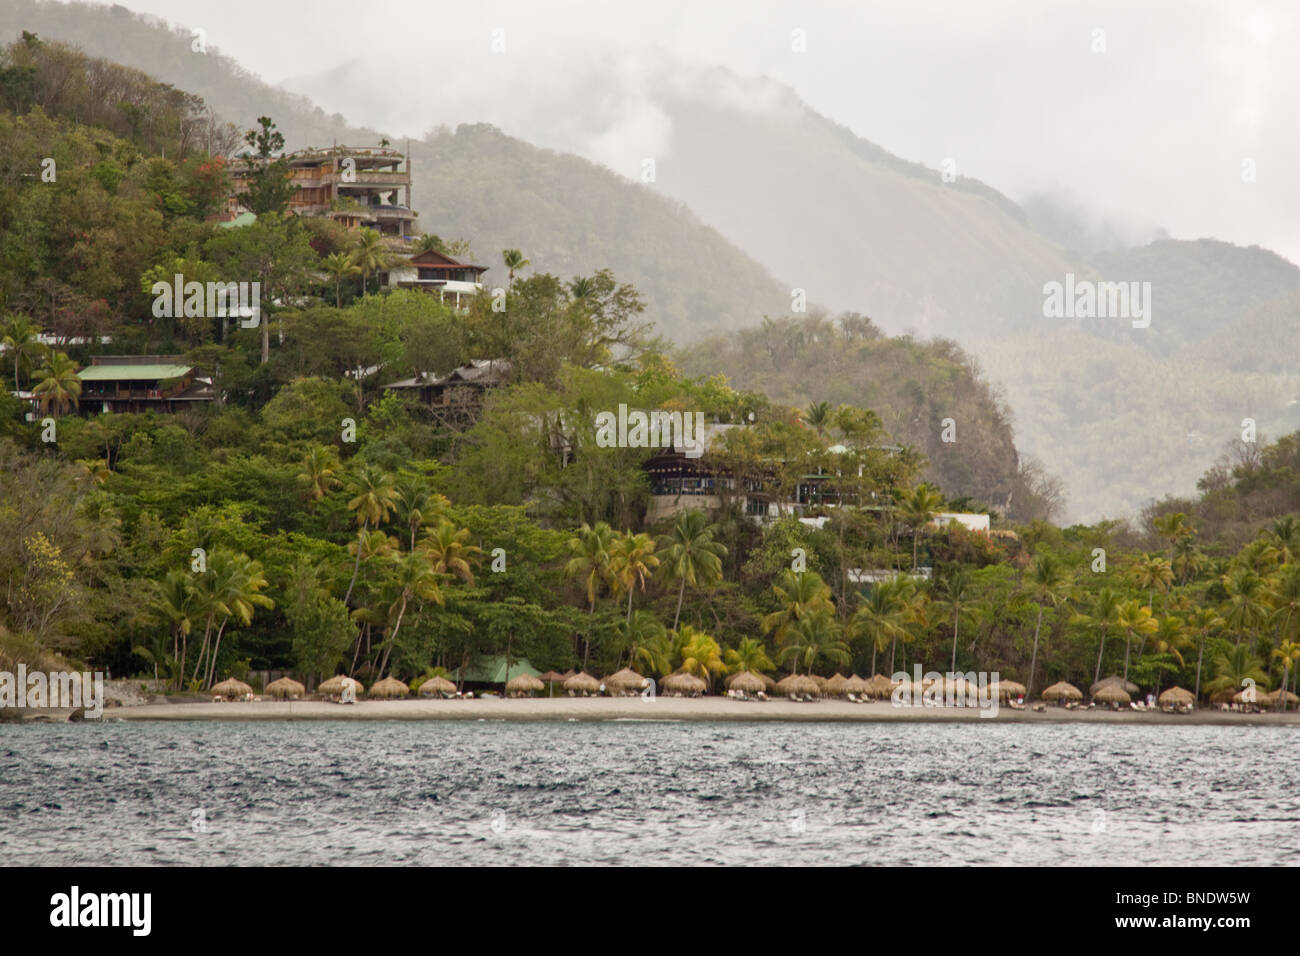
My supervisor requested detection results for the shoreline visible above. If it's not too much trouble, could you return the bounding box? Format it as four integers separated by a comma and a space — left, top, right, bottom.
16, 697, 1300, 725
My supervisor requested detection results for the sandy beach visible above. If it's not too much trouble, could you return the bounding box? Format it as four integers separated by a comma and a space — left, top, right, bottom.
46, 697, 1300, 725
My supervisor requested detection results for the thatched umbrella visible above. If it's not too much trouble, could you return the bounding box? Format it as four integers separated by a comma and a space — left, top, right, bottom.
211, 678, 253, 700
990, 679, 1027, 701
1232, 688, 1259, 705
1157, 686, 1195, 707
866, 674, 896, 699
775, 674, 820, 698
318, 674, 363, 697
1094, 685, 1131, 705
844, 675, 870, 696
1209, 687, 1237, 705
265, 677, 305, 700
370, 676, 410, 699
506, 674, 545, 696
564, 672, 601, 695
1262, 689, 1300, 707
823, 673, 850, 697
418, 676, 457, 698
807, 673, 828, 691
944, 676, 980, 701
729, 671, 765, 694
1040, 681, 1081, 703
663, 672, 707, 695
1091, 675, 1139, 697
538, 671, 567, 684
606, 667, 649, 694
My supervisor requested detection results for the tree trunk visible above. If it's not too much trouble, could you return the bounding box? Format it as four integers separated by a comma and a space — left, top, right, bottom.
672, 577, 686, 632
343, 520, 368, 605
1122, 632, 1132, 681
950, 606, 960, 674
1194, 635, 1205, 701
378, 598, 408, 680
1027, 607, 1043, 698
1094, 627, 1107, 685
205, 616, 229, 689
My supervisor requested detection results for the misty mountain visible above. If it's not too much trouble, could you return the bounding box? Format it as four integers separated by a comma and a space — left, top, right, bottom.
8, 0, 1299, 524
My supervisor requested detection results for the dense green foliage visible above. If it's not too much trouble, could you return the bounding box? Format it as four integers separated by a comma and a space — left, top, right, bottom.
1, 33, 1298, 712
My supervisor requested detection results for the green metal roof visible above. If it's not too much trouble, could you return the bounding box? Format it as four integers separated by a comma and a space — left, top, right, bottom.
453, 656, 540, 684
77, 364, 193, 381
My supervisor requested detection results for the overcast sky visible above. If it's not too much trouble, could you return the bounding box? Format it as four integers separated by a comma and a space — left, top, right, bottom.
94, 0, 1299, 262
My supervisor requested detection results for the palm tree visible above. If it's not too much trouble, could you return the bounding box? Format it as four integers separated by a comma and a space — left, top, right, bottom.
1023, 552, 1072, 697
934, 566, 983, 673
342, 464, 398, 604
622, 610, 667, 672
203, 552, 273, 689
1221, 565, 1273, 650
1152, 512, 1192, 563
31, 350, 80, 415
656, 510, 727, 631
375, 551, 444, 678
394, 477, 448, 550
761, 569, 834, 648
628, 616, 674, 677
419, 520, 481, 583
73, 458, 111, 486
1268, 563, 1300, 649
144, 571, 196, 689
851, 577, 911, 675
350, 228, 392, 295
297, 444, 341, 506
804, 400, 833, 439
565, 521, 616, 669
1115, 599, 1158, 683
676, 626, 727, 689
610, 531, 659, 625
1205, 644, 1269, 701
1185, 606, 1225, 701
1072, 586, 1121, 686
1263, 517, 1300, 568
1148, 615, 1190, 694
724, 637, 776, 676
779, 607, 850, 676
1132, 554, 1174, 616
569, 275, 596, 302
412, 234, 443, 255
1270, 641, 1300, 711
1, 313, 42, 389
899, 484, 943, 571
321, 251, 360, 308
502, 248, 530, 283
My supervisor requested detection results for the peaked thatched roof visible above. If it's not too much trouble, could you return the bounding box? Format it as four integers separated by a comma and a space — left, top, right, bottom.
823, 673, 849, 696
418, 676, 457, 696
265, 677, 305, 699
1040, 681, 1081, 701
1091, 676, 1139, 696
319, 675, 363, 696
1094, 685, 1131, 704
990, 680, 1026, 700
211, 678, 253, 699
506, 674, 545, 694
564, 672, 601, 693
729, 671, 765, 694
1157, 686, 1195, 706
663, 672, 707, 693
370, 676, 410, 699
606, 668, 649, 691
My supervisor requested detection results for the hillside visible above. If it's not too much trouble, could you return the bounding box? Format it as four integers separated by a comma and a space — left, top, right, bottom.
678, 315, 1061, 523
0, 1, 790, 344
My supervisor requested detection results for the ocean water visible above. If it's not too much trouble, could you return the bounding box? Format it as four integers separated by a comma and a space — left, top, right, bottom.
1, 720, 1296, 866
